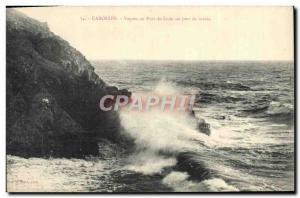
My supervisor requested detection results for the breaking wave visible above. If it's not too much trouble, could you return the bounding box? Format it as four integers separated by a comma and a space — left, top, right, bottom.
162, 171, 238, 192
266, 101, 294, 116
119, 80, 237, 191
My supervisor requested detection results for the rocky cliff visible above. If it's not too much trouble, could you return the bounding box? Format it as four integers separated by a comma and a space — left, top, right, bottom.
6, 9, 131, 158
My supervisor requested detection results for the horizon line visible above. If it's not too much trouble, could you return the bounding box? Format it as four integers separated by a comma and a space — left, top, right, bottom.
89, 59, 294, 62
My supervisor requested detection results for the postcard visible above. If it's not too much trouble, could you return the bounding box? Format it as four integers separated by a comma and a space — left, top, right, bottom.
6, 6, 294, 192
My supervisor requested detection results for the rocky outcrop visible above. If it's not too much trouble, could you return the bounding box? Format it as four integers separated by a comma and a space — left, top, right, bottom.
6, 9, 131, 158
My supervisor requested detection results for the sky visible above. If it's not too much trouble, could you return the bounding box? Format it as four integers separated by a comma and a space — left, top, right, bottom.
16, 6, 293, 61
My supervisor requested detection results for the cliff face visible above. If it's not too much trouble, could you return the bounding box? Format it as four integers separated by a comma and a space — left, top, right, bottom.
6, 9, 130, 158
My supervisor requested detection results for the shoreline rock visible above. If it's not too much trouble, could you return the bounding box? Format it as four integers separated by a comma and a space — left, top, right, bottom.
6, 9, 132, 158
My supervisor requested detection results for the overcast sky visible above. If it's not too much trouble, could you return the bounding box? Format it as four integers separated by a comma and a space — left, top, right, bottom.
16, 6, 293, 61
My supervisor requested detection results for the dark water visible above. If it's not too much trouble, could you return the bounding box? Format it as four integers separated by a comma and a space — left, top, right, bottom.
7, 61, 294, 192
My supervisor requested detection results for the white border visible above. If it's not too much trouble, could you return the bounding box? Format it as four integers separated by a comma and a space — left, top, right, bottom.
2, 0, 298, 6
1, 0, 298, 197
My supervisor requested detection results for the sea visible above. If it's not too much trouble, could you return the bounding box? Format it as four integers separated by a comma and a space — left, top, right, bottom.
7, 61, 295, 192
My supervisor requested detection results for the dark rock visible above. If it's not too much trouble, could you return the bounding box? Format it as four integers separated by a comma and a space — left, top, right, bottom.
6, 9, 132, 158
197, 119, 211, 136
188, 110, 210, 136
175, 152, 212, 182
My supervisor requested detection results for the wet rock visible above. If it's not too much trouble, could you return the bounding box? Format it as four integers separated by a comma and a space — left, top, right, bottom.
189, 110, 211, 136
